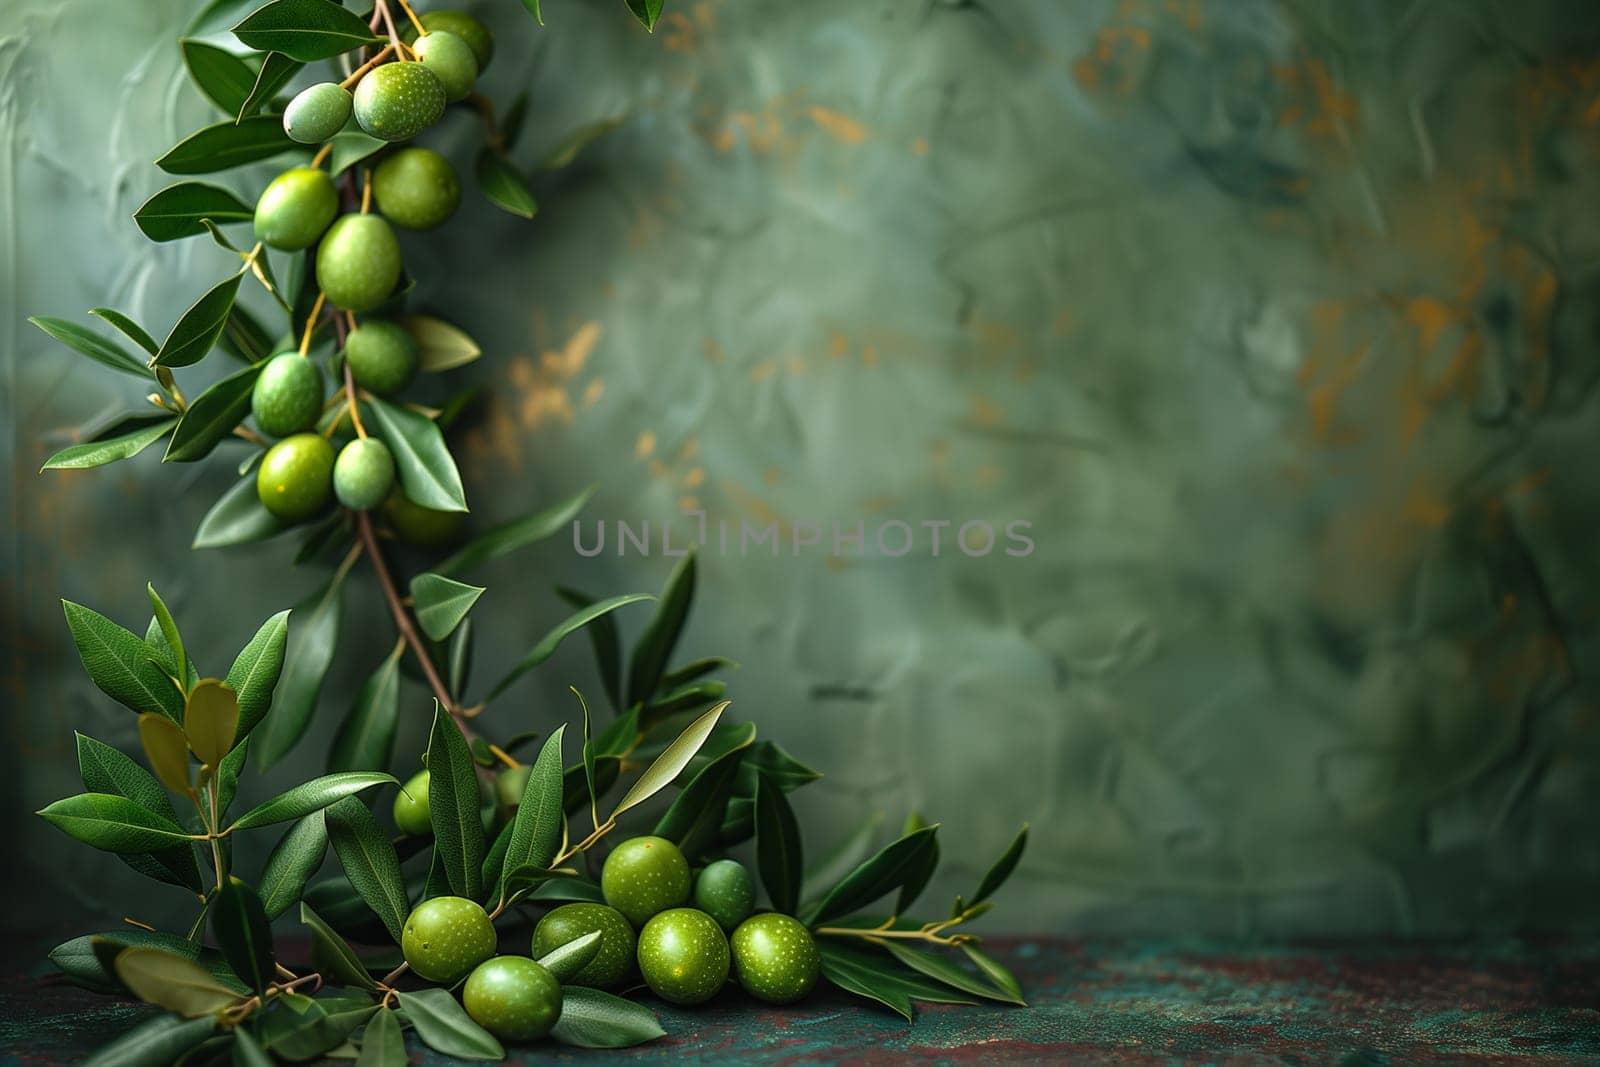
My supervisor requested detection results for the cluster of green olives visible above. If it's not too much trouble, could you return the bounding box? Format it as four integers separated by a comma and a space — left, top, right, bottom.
392, 770, 821, 1040
247, 12, 493, 527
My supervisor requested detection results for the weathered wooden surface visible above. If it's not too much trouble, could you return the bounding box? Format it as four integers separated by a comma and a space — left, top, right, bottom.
1, 938, 1595, 1064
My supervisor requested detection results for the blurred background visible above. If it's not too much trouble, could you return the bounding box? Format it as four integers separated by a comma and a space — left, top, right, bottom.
4, 0, 1600, 942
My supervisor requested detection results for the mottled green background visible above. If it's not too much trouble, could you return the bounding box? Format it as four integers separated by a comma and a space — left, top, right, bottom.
4, 0, 1600, 940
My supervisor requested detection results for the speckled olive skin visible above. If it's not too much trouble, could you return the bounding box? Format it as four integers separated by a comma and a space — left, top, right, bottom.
373, 147, 460, 230
255, 433, 334, 521
316, 214, 402, 312
283, 82, 352, 143
414, 31, 478, 102
402, 896, 497, 984
334, 437, 395, 510
637, 908, 730, 1005
463, 956, 562, 1041
353, 61, 445, 142
532, 904, 637, 988
419, 10, 494, 71
250, 352, 323, 437
602, 836, 692, 927
253, 167, 337, 251
694, 859, 755, 931
383, 491, 466, 546
343, 319, 419, 393
730, 913, 820, 1004
393, 769, 431, 834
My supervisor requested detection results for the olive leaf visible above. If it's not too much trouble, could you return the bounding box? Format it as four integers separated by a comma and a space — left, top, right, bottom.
232, 0, 382, 61
365, 395, 468, 512
88, 308, 159, 355
75, 732, 203, 892
300, 902, 378, 991
817, 942, 976, 1021
232, 1028, 274, 1067
258, 811, 328, 919
50, 928, 210, 994
409, 573, 484, 642
880, 942, 1023, 1006
498, 726, 566, 904
518, 0, 544, 29
155, 270, 245, 369
228, 771, 396, 832
971, 823, 1028, 905
755, 771, 803, 915
654, 729, 752, 860
805, 825, 940, 927
226, 608, 289, 739
449, 617, 474, 699
114, 946, 242, 1017
180, 39, 258, 115
426, 703, 485, 900
165, 360, 261, 460
487, 594, 654, 699
326, 796, 409, 944
222, 300, 274, 363
139, 713, 192, 793
549, 987, 666, 1049
80, 1013, 217, 1065
329, 130, 386, 176
41, 417, 176, 472
529, 875, 606, 905
216, 736, 250, 816
184, 679, 240, 767
193, 472, 284, 549
29, 316, 150, 377
356, 1006, 405, 1067
394, 989, 503, 1061
328, 646, 402, 773
156, 116, 296, 174
255, 577, 344, 768
400, 315, 481, 372
237, 51, 302, 120
962, 944, 1025, 1004
624, 0, 665, 33
473, 148, 537, 219
626, 550, 695, 709
659, 655, 738, 692
62, 600, 191, 721
538, 116, 627, 171
611, 700, 729, 819
435, 483, 596, 574
556, 586, 623, 710
535, 930, 601, 983
262, 997, 377, 1059
212, 876, 275, 994
133, 182, 254, 243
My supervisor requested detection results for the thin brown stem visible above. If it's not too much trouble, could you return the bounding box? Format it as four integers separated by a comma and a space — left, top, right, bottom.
311, 143, 333, 169
338, 43, 395, 90
342, 360, 369, 439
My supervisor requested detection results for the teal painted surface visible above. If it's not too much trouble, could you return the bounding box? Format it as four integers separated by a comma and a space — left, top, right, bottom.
4, 0, 1600, 939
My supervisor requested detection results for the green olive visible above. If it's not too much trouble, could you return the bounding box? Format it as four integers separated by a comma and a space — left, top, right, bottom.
283, 82, 352, 144
693, 859, 755, 931
373, 147, 460, 230
383, 491, 466, 547
353, 60, 445, 142
414, 31, 478, 103
636, 908, 729, 1005
601, 836, 691, 927
253, 167, 337, 251
401, 895, 497, 984
417, 10, 494, 71
729, 913, 819, 1004
531, 903, 636, 988
462, 956, 562, 1042
333, 437, 395, 510
343, 319, 419, 393
392, 769, 431, 835
494, 765, 531, 813
255, 433, 334, 522
316, 214, 402, 312
250, 352, 324, 438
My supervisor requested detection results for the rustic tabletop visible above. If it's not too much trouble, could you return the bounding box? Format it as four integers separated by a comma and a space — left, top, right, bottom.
1, 937, 1595, 1064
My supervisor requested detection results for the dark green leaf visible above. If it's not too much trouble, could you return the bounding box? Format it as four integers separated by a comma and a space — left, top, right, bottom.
487, 594, 653, 699
626, 550, 695, 708
548, 986, 666, 1049
29, 315, 149, 377
213, 876, 275, 994
473, 148, 537, 219
806, 825, 940, 927
563, 756, 618, 816
499, 726, 565, 903
262, 996, 377, 1060
114, 946, 244, 1016
233, 1027, 274, 1067
222, 301, 274, 363
233, 0, 382, 60
971, 823, 1028, 905
517, 0, 544, 29
755, 771, 803, 915
193, 472, 284, 549
817, 942, 976, 1020
804, 814, 883, 899
436, 484, 596, 574
89, 308, 160, 355
237, 51, 302, 119
400, 314, 480, 373
155, 271, 244, 369
329, 130, 386, 176
133, 182, 254, 242
226, 609, 290, 739
654, 731, 751, 860
395, 989, 503, 1061
62, 600, 184, 719
156, 115, 296, 174
256, 578, 344, 767
530, 875, 605, 905
624, 0, 665, 33
895, 833, 938, 917
75, 733, 203, 891
42, 417, 175, 471
881, 941, 1022, 1005
591, 704, 641, 759
365, 395, 467, 512
51, 929, 204, 994
300, 902, 378, 990
217, 736, 250, 816
259, 812, 329, 919
479, 818, 513, 892
659, 655, 738, 692
229, 772, 396, 831
181, 39, 258, 114
355, 1006, 404, 1067
962, 943, 1025, 1004
448, 618, 473, 700
325, 796, 408, 944
612, 701, 727, 818
166, 361, 260, 461
409, 573, 484, 642
555, 587, 622, 711
426, 703, 485, 900
578, 687, 599, 829
328, 647, 402, 772
81, 1013, 217, 1067
645, 679, 726, 720
535, 930, 600, 983
537, 116, 626, 171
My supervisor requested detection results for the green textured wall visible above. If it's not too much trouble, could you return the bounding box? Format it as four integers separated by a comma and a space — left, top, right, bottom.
5, 0, 1600, 939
